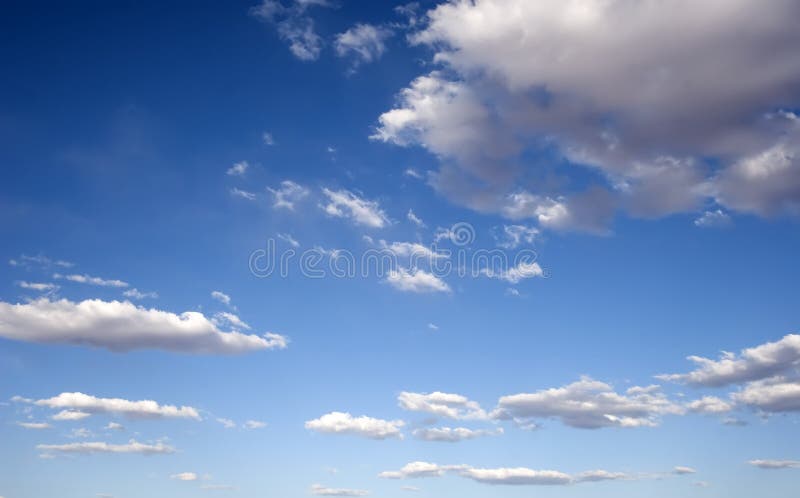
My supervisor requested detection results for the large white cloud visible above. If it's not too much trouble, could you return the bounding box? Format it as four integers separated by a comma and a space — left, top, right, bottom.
305, 412, 405, 440
28, 392, 200, 420
374, 0, 800, 231
658, 334, 800, 387
0, 298, 287, 354
493, 377, 682, 429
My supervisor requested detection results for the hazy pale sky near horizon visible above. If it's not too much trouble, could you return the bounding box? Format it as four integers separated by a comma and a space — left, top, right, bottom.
1, 1, 800, 497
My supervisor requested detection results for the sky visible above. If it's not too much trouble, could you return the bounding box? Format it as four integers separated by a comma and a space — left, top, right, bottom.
1, 1, 800, 497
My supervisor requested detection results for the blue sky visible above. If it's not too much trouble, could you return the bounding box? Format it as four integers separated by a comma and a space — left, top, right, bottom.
1, 1, 800, 497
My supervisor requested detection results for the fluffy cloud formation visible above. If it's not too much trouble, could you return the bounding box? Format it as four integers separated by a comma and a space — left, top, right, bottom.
374, 0, 800, 231
379, 461, 629, 485
250, 0, 332, 61
398, 391, 487, 420
29, 392, 200, 420
731, 377, 800, 413
335, 23, 392, 69
659, 334, 800, 387
0, 298, 287, 354
305, 412, 405, 440
321, 188, 390, 228
267, 180, 310, 210
311, 484, 369, 496
37, 439, 174, 456
493, 377, 682, 429
385, 268, 450, 293
412, 426, 502, 442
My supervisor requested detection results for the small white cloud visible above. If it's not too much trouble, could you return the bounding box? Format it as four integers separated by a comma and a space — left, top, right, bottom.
268, 180, 310, 210
321, 188, 390, 228
263, 132, 275, 145
213, 312, 251, 331
244, 420, 267, 430
230, 187, 257, 201
105, 422, 124, 431
210, 291, 233, 307
480, 261, 544, 284
694, 209, 732, 228
52, 410, 91, 421
305, 412, 404, 440
54, 273, 128, 288
227, 161, 249, 177
398, 392, 487, 420
404, 168, 423, 179
407, 209, 426, 228
217, 418, 236, 429
311, 484, 369, 496
171, 472, 198, 481
427, 323, 439, 331
31, 392, 200, 420
386, 268, 450, 293
748, 459, 800, 469
673, 466, 697, 475
16, 421, 52, 430
494, 225, 539, 249
686, 396, 733, 414
37, 439, 175, 456
16, 281, 59, 292
123, 288, 158, 300
277, 233, 300, 247
335, 23, 393, 70
412, 426, 502, 442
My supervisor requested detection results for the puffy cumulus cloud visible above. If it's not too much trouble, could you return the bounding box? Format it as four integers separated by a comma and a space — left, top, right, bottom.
249, 0, 333, 61
305, 412, 405, 440
321, 188, 390, 228
373, 0, 800, 231
748, 459, 800, 470
658, 334, 800, 387
412, 426, 502, 442
335, 23, 393, 69
686, 396, 733, 415
380, 462, 630, 485
267, 180, 310, 210
29, 392, 200, 420
170, 472, 198, 481
398, 391, 487, 420
492, 377, 682, 429
386, 268, 450, 293
0, 298, 287, 354
311, 484, 369, 496
731, 377, 800, 413
37, 439, 174, 456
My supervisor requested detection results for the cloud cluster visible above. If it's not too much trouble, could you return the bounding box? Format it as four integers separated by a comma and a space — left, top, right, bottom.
305, 412, 405, 440
0, 298, 287, 354
374, 0, 800, 231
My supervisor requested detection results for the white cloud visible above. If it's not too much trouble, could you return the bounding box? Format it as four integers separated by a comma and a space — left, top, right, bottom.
673, 466, 697, 475
210, 290, 233, 307
748, 459, 800, 469
123, 288, 158, 300
263, 132, 275, 145
9, 254, 73, 270
268, 180, 310, 210
379, 462, 630, 485
277, 232, 300, 247
250, 0, 331, 61
54, 273, 128, 288
105, 422, 124, 431
480, 261, 544, 284
427, 323, 438, 331
398, 391, 487, 420
658, 334, 800, 387
244, 420, 267, 429
694, 209, 731, 228
321, 188, 390, 228
376, 240, 447, 261
731, 377, 800, 413
16, 281, 58, 292
30, 392, 200, 420
52, 410, 91, 421
0, 297, 286, 354
311, 484, 369, 496
230, 187, 257, 201
37, 439, 174, 456
305, 412, 405, 440
335, 23, 393, 69
217, 418, 236, 429
494, 225, 538, 249
412, 426, 502, 442
374, 0, 800, 229
213, 312, 251, 331
171, 472, 198, 481
226, 161, 249, 176
493, 377, 682, 429
404, 168, 423, 179
386, 268, 450, 293
16, 421, 52, 430
70, 428, 93, 438
686, 396, 733, 414
407, 209, 425, 227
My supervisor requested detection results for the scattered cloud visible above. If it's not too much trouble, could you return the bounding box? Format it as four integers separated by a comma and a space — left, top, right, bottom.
427, 323, 438, 331
412, 426, 502, 442
480, 260, 544, 284
386, 268, 450, 293
686, 396, 733, 414
217, 418, 236, 429
0, 297, 287, 354
305, 412, 405, 440
277, 232, 300, 247
37, 439, 175, 456
335, 23, 393, 70
28, 392, 200, 420
244, 420, 267, 429
398, 391, 487, 420
105, 422, 124, 431
9, 254, 73, 270
403, 168, 423, 180
321, 188, 390, 228
250, 0, 333, 61
268, 180, 310, 210
123, 288, 158, 300
407, 209, 425, 227
16, 421, 52, 430
494, 225, 538, 249
311, 484, 369, 496
54, 273, 128, 288
263, 132, 275, 145
210, 291, 233, 307
694, 209, 732, 228
231, 187, 257, 201
15, 281, 58, 292
731, 377, 800, 413
171, 472, 198, 481
493, 377, 682, 429
213, 312, 251, 331
52, 410, 91, 421
748, 459, 800, 469
673, 466, 697, 475
226, 161, 249, 177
